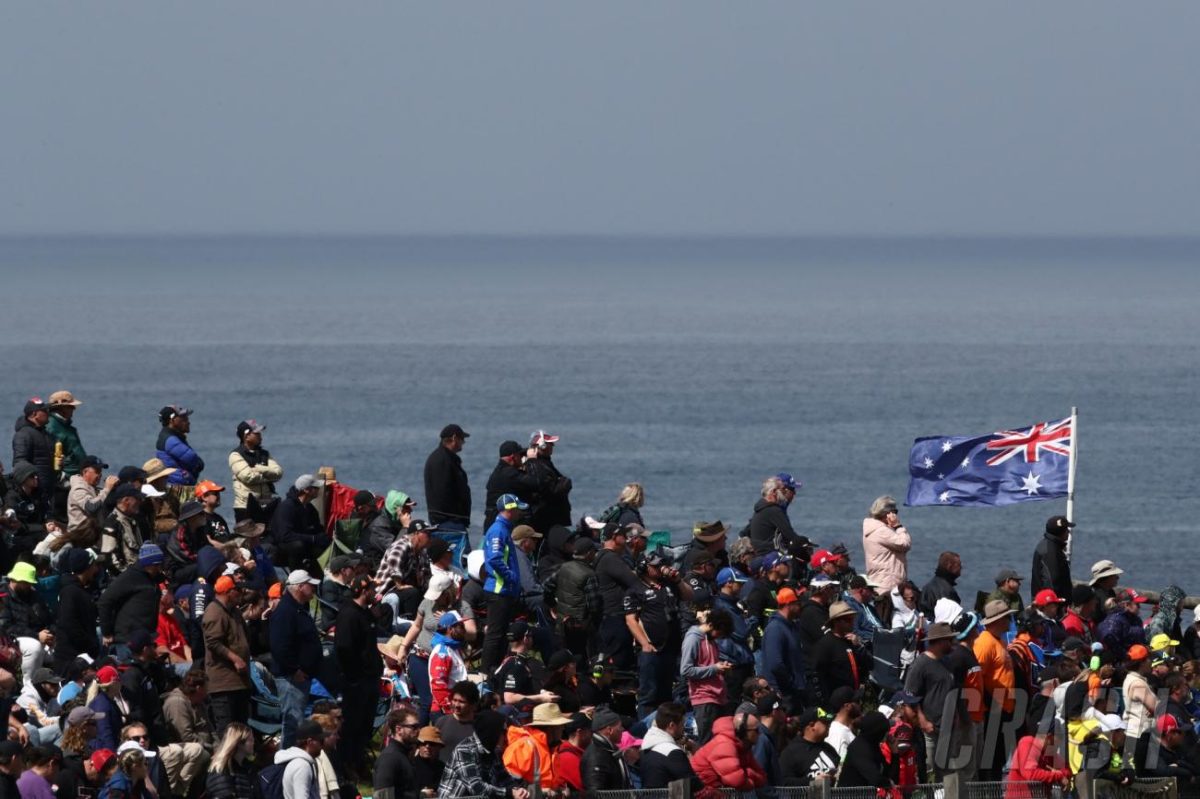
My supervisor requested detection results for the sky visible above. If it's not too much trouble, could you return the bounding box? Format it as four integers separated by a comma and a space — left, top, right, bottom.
3, 3, 1199, 237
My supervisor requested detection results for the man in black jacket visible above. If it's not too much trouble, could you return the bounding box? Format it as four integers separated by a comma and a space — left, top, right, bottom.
640, 702, 699, 789
270, 474, 328, 570
551, 537, 602, 668
424, 424, 471, 529
2, 464, 57, 569
1031, 515, 1074, 602
780, 707, 840, 785
482, 441, 540, 530
335, 574, 384, 775
919, 551, 962, 619
54, 548, 101, 671
581, 708, 630, 794
748, 473, 811, 556
98, 543, 165, 648
523, 430, 572, 533
11, 397, 55, 503
121, 629, 170, 745
268, 569, 323, 747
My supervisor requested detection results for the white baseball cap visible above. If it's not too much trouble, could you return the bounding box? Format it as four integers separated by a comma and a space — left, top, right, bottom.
286, 569, 320, 586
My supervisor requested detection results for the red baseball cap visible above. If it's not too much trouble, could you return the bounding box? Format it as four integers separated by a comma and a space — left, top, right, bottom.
90, 749, 116, 773
809, 549, 835, 569
96, 665, 120, 685
1157, 714, 1181, 735
1033, 589, 1065, 607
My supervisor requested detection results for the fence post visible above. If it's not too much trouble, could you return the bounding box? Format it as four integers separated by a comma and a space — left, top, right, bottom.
668, 776, 692, 799
813, 773, 832, 799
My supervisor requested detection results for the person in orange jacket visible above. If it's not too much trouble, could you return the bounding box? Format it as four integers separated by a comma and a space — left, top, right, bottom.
690, 713, 768, 793
502, 703, 572, 792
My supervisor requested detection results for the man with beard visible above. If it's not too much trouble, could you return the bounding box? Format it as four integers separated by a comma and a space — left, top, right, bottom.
781, 706, 840, 785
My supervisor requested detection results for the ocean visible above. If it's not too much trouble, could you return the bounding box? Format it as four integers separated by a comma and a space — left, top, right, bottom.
1, 235, 1197, 602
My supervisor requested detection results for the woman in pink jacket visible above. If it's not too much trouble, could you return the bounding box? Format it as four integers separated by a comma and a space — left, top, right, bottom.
862, 495, 911, 592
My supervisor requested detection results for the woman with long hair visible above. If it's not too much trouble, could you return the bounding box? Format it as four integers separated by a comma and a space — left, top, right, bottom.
98, 748, 153, 799
87, 666, 128, 751
206, 722, 256, 799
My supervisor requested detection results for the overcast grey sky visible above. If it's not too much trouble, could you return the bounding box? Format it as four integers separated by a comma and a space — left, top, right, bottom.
3, 3, 1198, 237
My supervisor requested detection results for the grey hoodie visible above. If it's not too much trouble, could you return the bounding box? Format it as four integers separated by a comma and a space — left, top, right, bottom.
275, 747, 319, 799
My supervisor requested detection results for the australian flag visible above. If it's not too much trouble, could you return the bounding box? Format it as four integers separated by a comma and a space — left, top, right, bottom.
906, 417, 1073, 507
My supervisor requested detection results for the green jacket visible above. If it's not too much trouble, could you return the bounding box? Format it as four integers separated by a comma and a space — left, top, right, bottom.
46, 413, 87, 476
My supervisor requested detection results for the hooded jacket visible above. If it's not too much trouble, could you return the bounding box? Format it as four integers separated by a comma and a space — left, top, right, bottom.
1030, 532, 1072, 602
46, 412, 87, 477
275, 746, 320, 799
536, 525, 574, 584
12, 416, 55, 496
691, 716, 768, 791
55, 572, 100, 669
862, 517, 911, 592
156, 426, 204, 485
1098, 608, 1146, 656
482, 460, 541, 530
97, 564, 160, 643
837, 711, 892, 788
502, 724, 561, 789
1147, 585, 1186, 641
680, 624, 725, 707
762, 611, 807, 697
749, 498, 807, 555
640, 724, 699, 789
361, 494, 404, 566
523, 454, 572, 533
919, 568, 961, 619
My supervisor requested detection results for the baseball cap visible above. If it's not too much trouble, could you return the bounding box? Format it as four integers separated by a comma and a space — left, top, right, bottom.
194, 480, 225, 498
268, 583, 283, 599
798, 706, 834, 728
889, 690, 920, 706
1046, 515, 1076, 535
440, 424, 469, 440
353, 489, 376, 507
809, 549, 836, 569
96, 665, 120, 685
140, 483, 165, 498
496, 493, 529, 511
511, 525, 542, 542
111, 484, 143, 503
994, 568, 1022, 585
1128, 644, 1150, 662
437, 610, 465, 631
1157, 714, 1181, 735
762, 551, 791, 571
1071, 584, 1096, 606
67, 706, 105, 726
508, 620, 531, 640
159, 405, 192, 421
286, 570, 320, 586
1117, 588, 1149, 604
329, 554, 364, 572
117, 740, 157, 758
81, 455, 108, 471
1060, 636, 1087, 654
809, 574, 837, 589
1033, 589, 1065, 607
775, 473, 802, 491
128, 628, 156, 654
293, 474, 325, 492
61, 547, 95, 575
828, 686, 863, 711
716, 567, 748, 587
776, 587, 801, 606
499, 440, 523, 458
30, 667, 59, 686
90, 749, 117, 773
425, 538, 451, 562
644, 550, 672, 570
23, 397, 48, 416
573, 537, 598, 557
214, 576, 244, 594
530, 430, 560, 447
236, 419, 266, 439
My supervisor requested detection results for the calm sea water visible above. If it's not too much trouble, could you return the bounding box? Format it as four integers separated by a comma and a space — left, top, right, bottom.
1, 235, 1197, 601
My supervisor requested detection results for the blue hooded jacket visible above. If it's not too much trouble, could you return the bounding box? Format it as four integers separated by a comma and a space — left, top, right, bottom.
482, 515, 521, 597
762, 611, 806, 697
156, 427, 204, 485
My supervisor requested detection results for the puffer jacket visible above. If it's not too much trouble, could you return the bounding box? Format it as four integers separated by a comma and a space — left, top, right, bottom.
155, 427, 204, 485
0, 583, 53, 639
98, 564, 160, 643
862, 517, 911, 592
748, 498, 808, 556
1098, 608, 1146, 657
206, 758, 256, 799
227, 444, 282, 510
12, 416, 55, 496
640, 724, 699, 789
691, 716, 768, 791
551, 557, 601, 624
46, 413, 87, 477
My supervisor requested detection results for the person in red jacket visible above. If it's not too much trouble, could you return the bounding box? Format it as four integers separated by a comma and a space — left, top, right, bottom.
1005, 728, 1071, 799
690, 714, 768, 793
553, 714, 590, 794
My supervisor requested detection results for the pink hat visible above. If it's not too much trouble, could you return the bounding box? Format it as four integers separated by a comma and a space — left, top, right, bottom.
618, 730, 643, 751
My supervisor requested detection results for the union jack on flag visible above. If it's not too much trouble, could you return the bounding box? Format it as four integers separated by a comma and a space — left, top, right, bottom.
906, 416, 1074, 508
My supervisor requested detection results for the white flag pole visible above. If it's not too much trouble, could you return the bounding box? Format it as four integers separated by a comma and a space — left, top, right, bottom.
1065, 406, 1079, 565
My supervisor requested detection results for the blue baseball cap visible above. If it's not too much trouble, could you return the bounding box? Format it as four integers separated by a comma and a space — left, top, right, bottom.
762, 552, 791, 571
716, 567, 748, 587
437, 610, 465, 630
776, 473, 802, 491
495, 493, 529, 511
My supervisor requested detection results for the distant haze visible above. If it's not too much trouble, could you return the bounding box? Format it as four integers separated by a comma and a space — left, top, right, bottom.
3, 3, 1199, 236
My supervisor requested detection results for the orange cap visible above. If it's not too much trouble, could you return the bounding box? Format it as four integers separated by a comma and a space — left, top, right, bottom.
1128, 644, 1149, 662
268, 582, 283, 599
777, 587, 800, 606
194, 480, 225, 498
215, 576, 238, 594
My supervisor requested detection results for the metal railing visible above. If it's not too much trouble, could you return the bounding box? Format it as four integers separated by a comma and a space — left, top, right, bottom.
590, 780, 1119, 799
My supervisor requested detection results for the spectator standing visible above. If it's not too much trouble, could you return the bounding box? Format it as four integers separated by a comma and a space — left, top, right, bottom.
762, 586, 807, 706
269, 570, 324, 748
373, 708, 419, 799
919, 552, 962, 619
1031, 515, 1074, 602
988, 568, 1026, 614
837, 711, 894, 789
811, 601, 869, 704
623, 550, 685, 718
551, 536, 602, 667
862, 495, 911, 592
203, 575, 252, 736
905, 622, 963, 779
523, 430, 572, 532
974, 599, 1017, 779
482, 441, 540, 531
593, 525, 639, 670
334, 575, 384, 770
748, 473, 809, 556
228, 419, 282, 523
424, 424, 471, 529
479, 494, 526, 675
155, 405, 203, 486
434, 681, 479, 764
681, 608, 734, 743
270, 475, 328, 570
412, 727, 446, 796
12, 398, 54, 503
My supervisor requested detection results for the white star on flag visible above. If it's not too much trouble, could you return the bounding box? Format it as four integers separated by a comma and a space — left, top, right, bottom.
939, 491, 951, 503
941, 441, 953, 453
922, 457, 935, 470
1020, 471, 1042, 496
961, 457, 971, 469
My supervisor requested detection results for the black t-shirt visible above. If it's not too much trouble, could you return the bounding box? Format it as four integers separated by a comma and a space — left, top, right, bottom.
623, 580, 677, 651
904, 653, 961, 731
577, 675, 611, 709
780, 736, 841, 786
494, 653, 536, 708
595, 549, 639, 615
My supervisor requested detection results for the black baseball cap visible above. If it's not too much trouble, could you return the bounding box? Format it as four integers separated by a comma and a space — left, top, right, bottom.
426, 538, 451, 562
440, 424, 469, 440
81, 455, 108, 471
499, 440, 523, 458
1046, 515, 1077, 535
353, 490, 376, 507
117, 466, 148, 483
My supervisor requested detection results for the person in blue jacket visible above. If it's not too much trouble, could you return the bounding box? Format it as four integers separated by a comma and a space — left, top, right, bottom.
480, 493, 526, 676
761, 586, 807, 712
712, 567, 757, 705
155, 406, 204, 485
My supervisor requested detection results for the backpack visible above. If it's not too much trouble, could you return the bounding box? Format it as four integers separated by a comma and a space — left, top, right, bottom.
254, 762, 288, 799
597, 503, 623, 525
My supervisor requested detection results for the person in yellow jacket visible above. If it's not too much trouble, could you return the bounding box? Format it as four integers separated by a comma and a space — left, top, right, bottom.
502, 702, 573, 792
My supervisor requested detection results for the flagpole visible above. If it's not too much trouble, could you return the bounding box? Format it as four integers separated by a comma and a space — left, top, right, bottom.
1065, 406, 1079, 565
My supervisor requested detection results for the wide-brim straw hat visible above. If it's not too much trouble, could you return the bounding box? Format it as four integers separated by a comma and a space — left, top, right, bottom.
981, 599, 1016, 626
377, 635, 406, 661
827, 601, 858, 621
530, 703, 572, 726
141, 458, 178, 483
